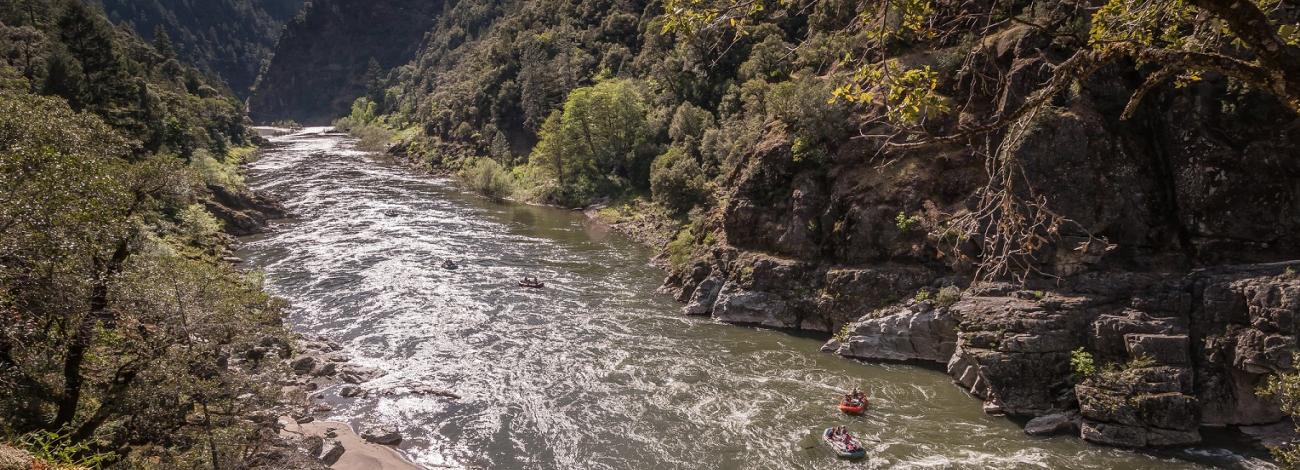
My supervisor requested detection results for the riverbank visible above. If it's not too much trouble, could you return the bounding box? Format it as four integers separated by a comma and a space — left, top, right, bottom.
280, 419, 422, 470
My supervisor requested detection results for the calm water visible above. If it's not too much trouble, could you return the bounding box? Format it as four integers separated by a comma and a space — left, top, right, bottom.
238, 129, 1266, 469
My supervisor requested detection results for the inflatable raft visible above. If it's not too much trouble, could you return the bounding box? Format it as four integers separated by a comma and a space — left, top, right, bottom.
838, 398, 867, 415
822, 428, 866, 460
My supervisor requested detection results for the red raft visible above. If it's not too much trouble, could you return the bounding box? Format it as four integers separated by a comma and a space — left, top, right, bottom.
838, 398, 868, 415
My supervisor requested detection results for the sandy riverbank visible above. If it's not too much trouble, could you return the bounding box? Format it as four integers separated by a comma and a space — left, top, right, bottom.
280, 419, 423, 470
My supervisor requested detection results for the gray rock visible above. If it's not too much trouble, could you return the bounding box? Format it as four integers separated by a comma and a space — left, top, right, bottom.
339, 385, 363, 398
338, 364, 385, 384
1124, 334, 1189, 365
290, 355, 318, 375
1080, 421, 1147, 447
360, 426, 402, 446
318, 438, 345, 465
682, 275, 723, 316
711, 282, 791, 328
312, 361, 338, 377
831, 304, 957, 363
1024, 413, 1078, 436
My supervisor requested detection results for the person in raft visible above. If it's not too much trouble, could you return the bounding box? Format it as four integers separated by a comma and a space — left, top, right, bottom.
851, 387, 866, 403
833, 426, 860, 451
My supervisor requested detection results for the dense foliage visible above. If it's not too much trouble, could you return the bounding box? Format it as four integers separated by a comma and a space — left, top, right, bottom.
92, 0, 305, 97
1, 0, 254, 158
337, 0, 1297, 285
0, 1, 293, 466
0, 87, 290, 469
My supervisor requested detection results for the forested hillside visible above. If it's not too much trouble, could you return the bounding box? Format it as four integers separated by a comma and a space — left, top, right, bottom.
91, 0, 305, 96
286, 0, 1300, 454
0, 1, 300, 467
248, 0, 443, 123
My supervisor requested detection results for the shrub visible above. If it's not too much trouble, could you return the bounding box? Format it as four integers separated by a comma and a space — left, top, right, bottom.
895, 211, 921, 232
666, 226, 695, 270
350, 124, 395, 151
1259, 353, 1300, 467
459, 158, 514, 200
650, 147, 707, 213
20, 430, 115, 469
935, 286, 961, 308
914, 287, 931, 302
1070, 348, 1097, 379
189, 148, 244, 189
668, 102, 715, 150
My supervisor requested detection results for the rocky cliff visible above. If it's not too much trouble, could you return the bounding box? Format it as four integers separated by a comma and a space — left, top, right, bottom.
660, 24, 1300, 448
247, 0, 444, 123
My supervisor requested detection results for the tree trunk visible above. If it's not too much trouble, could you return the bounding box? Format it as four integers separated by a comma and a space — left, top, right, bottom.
52, 239, 130, 430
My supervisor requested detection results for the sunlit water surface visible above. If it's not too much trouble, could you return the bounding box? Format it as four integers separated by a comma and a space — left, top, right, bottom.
238, 129, 1270, 469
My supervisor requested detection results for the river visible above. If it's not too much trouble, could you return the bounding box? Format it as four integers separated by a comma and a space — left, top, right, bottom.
238, 129, 1267, 469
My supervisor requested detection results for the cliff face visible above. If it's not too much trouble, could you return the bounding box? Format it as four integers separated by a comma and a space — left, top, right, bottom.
247, 0, 443, 124
663, 25, 1300, 447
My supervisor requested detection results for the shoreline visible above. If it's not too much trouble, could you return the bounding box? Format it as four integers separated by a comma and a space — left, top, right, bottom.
279, 419, 424, 470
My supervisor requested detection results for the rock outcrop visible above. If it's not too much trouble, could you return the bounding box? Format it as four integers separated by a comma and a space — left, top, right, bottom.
818, 263, 1299, 447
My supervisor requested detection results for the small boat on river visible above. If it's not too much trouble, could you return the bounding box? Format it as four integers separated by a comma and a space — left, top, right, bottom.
442, 259, 459, 270
519, 277, 544, 289
838, 398, 867, 415
822, 428, 866, 460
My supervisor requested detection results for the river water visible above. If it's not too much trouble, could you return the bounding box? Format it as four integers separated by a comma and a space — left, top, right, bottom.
238, 129, 1266, 469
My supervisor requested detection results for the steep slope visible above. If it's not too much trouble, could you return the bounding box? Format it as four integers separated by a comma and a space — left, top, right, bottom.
91, 0, 305, 97
247, 0, 443, 124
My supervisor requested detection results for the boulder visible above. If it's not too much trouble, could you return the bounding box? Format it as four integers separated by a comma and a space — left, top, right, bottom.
1024, 413, 1078, 437
1080, 421, 1147, 447
711, 283, 792, 328
318, 438, 345, 465
830, 304, 957, 363
360, 426, 402, 446
338, 364, 385, 384
312, 361, 338, 377
339, 385, 363, 398
290, 355, 318, 375
682, 275, 723, 315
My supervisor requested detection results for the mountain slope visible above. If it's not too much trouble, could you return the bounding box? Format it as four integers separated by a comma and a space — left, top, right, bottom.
247, 0, 443, 124
91, 0, 305, 97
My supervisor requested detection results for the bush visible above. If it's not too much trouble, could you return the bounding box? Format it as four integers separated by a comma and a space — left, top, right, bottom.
459, 158, 514, 200
666, 226, 695, 270
1259, 353, 1300, 467
19, 431, 115, 469
189, 148, 244, 189
935, 285, 961, 307
1070, 348, 1097, 379
650, 147, 707, 213
350, 124, 395, 151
